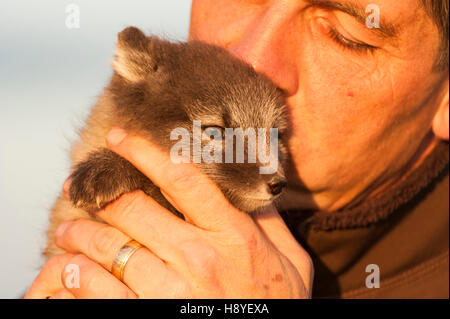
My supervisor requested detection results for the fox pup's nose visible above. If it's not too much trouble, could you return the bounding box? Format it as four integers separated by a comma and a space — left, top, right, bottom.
268, 177, 287, 196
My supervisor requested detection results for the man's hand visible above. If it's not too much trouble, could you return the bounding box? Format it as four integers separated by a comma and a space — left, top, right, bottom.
25, 127, 313, 299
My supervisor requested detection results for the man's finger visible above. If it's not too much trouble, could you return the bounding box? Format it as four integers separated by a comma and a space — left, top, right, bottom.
62, 254, 137, 299
54, 216, 181, 288
106, 127, 250, 231
24, 254, 74, 299
55, 219, 132, 270
96, 190, 201, 263
49, 289, 76, 299
253, 206, 314, 292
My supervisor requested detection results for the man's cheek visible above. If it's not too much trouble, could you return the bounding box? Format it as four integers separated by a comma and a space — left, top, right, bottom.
298, 60, 398, 153
304, 20, 391, 103
301, 55, 371, 118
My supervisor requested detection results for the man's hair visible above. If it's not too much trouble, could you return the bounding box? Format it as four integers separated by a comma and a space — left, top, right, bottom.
421, 0, 449, 70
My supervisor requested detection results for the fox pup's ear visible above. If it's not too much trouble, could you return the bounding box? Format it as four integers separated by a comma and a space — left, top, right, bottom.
113, 27, 158, 82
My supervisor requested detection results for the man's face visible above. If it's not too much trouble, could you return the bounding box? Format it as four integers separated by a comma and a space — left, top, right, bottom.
189, 0, 448, 211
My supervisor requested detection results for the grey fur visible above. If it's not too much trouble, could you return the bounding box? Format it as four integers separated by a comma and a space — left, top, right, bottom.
45, 27, 288, 258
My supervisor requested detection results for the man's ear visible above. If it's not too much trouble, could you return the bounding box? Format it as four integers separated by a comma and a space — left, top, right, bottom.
112, 27, 158, 82
432, 76, 449, 140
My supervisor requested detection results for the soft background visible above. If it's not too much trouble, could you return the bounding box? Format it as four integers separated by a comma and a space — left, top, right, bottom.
0, 0, 190, 298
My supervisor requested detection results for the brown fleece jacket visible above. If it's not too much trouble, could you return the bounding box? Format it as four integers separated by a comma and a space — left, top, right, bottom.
281, 141, 449, 298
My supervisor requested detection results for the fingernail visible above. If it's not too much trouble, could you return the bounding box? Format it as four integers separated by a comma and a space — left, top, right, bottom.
62, 178, 71, 200
55, 222, 70, 238
107, 128, 127, 146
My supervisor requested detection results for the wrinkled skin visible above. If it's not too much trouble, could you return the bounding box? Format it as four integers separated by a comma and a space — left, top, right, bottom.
189, 0, 449, 211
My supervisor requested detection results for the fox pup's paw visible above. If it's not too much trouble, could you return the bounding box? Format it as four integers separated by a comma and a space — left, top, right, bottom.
68, 149, 147, 211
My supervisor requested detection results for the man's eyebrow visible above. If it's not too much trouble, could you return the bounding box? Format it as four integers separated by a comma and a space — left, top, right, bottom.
306, 0, 398, 39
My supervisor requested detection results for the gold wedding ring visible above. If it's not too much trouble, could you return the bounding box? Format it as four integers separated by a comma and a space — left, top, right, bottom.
111, 240, 143, 281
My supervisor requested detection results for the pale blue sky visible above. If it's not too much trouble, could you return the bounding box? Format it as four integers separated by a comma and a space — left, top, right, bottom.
0, 0, 191, 298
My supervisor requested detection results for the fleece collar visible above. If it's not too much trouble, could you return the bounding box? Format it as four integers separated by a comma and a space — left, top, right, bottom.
281, 140, 449, 231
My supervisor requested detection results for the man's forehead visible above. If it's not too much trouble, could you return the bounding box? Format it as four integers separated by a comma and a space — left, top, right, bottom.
306, 0, 421, 15
306, 0, 424, 39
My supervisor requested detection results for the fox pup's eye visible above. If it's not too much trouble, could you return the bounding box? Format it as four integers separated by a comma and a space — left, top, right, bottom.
202, 126, 224, 140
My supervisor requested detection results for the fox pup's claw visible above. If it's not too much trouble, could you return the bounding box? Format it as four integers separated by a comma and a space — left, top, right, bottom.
68, 149, 146, 211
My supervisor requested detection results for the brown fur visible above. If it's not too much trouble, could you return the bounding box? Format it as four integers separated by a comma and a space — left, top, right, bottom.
45, 27, 288, 258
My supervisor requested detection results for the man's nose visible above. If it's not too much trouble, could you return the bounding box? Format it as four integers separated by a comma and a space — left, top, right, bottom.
227, 2, 300, 96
